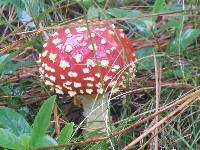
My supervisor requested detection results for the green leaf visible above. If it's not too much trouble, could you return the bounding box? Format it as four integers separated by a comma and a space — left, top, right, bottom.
136, 47, 155, 70
76, 0, 93, 8
152, 0, 166, 13
88, 142, 108, 150
0, 0, 25, 10
87, 6, 99, 19
0, 128, 22, 150
30, 95, 56, 148
20, 134, 57, 149
168, 29, 200, 52
58, 122, 74, 146
151, 0, 166, 21
0, 106, 31, 136
0, 54, 12, 75
107, 8, 154, 33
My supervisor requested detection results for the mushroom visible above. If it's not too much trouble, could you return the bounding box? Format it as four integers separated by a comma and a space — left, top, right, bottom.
38, 19, 136, 138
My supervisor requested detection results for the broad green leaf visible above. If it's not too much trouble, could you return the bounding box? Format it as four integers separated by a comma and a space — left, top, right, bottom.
160, 18, 181, 32
30, 95, 56, 148
0, 128, 22, 150
87, 6, 99, 19
20, 134, 57, 149
0, 54, 12, 75
0, 106, 31, 136
58, 122, 74, 146
136, 47, 155, 70
168, 29, 200, 52
76, 0, 93, 8
107, 8, 154, 33
0, 0, 25, 10
152, 0, 166, 13
152, 0, 166, 21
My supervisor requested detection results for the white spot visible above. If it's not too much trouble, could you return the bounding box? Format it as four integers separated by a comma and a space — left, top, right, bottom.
101, 38, 106, 44
132, 53, 136, 57
95, 73, 100, 78
65, 29, 70, 34
112, 87, 120, 93
60, 74, 65, 79
83, 77, 95, 81
120, 29, 123, 32
120, 33, 125, 38
99, 27, 106, 31
68, 91, 77, 96
55, 85, 62, 90
39, 54, 41, 58
111, 24, 116, 28
42, 50, 48, 57
97, 88, 104, 94
87, 83, 93, 87
36, 59, 41, 64
101, 60, 109, 67
59, 60, 70, 70
106, 50, 111, 54
83, 68, 90, 74
112, 65, 121, 72
89, 32, 95, 38
76, 36, 83, 42
49, 75, 56, 82
68, 71, 78, 77
104, 76, 111, 82
39, 67, 44, 74
52, 38, 61, 45
55, 88, 64, 95
109, 81, 117, 87
65, 44, 73, 53
43, 43, 47, 48
74, 82, 82, 88
45, 80, 54, 86
77, 19, 84, 23
108, 30, 115, 35
56, 44, 64, 50
86, 59, 95, 67
74, 54, 82, 63
49, 53, 57, 63
80, 90, 84, 94
88, 44, 97, 51
95, 82, 102, 88
86, 89, 93, 94
67, 33, 72, 38
111, 47, 116, 51
45, 66, 55, 73
45, 73, 48, 78
63, 81, 72, 86
52, 32, 58, 37
76, 27, 87, 32
82, 42, 87, 46
64, 86, 72, 90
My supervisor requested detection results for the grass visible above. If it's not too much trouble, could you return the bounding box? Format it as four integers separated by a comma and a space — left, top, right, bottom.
0, 0, 200, 149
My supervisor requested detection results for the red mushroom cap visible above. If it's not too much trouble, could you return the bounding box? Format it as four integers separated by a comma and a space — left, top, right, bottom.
38, 19, 135, 96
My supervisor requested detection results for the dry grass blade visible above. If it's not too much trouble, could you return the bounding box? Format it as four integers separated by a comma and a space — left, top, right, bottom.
122, 89, 200, 150
32, 88, 200, 150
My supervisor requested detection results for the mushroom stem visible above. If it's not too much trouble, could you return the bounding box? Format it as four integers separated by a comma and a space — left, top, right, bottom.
77, 93, 111, 138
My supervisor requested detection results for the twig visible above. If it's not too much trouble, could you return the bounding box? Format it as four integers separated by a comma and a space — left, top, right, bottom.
153, 54, 161, 150
32, 89, 200, 150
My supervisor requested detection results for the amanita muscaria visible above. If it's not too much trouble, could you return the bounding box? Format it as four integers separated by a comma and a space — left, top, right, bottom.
38, 19, 136, 137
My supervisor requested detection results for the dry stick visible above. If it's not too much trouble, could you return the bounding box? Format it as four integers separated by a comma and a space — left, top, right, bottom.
122, 89, 200, 150
32, 89, 199, 150
153, 54, 161, 150
1, 7, 200, 53
53, 102, 60, 136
